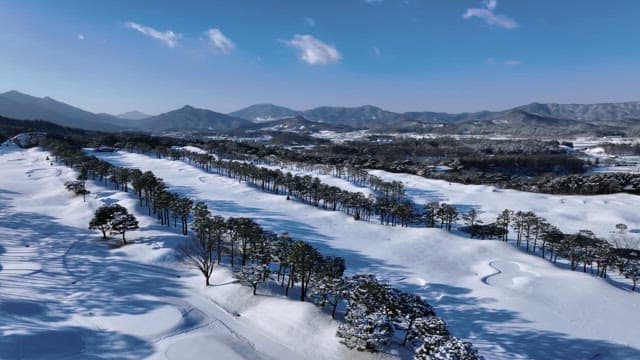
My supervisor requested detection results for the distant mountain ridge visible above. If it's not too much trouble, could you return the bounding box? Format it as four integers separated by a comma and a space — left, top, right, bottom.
136, 105, 251, 132
117, 110, 151, 120
229, 104, 299, 123
229, 100, 640, 127
2, 90, 640, 136
515, 101, 640, 122
0, 91, 129, 131
0, 91, 250, 133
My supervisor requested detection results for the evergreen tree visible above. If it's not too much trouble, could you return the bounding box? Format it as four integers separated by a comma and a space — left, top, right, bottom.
414, 335, 481, 360
89, 204, 127, 239
462, 209, 479, 238
337, 304, 393, 352
623, 260, 640, 292
110, 213, 139, 245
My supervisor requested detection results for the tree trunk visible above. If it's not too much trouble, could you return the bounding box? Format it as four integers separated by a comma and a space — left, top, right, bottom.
402, 318, 415, 346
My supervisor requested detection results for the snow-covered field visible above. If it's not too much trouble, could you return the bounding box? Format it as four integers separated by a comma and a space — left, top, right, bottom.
84, 149, 640, 360
368, 170, 640, 240
0, 145, 375, 360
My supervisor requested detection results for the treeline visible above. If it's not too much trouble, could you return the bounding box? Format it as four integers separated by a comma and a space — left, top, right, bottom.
530, 172, 640, 195
120, 140, 420, 227
41, 136, 481, 358
43, 137, 194, 236
0, 116, 104, 142
186, 202, 480, 358
600, 142, 640, 156
196, 136, 640, 196
79, 130, 640, 196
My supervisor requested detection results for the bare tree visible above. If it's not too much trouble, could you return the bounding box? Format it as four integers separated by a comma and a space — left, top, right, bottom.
179, 235, 216, 286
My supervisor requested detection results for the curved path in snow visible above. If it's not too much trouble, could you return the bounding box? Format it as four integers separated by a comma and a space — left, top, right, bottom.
482, 261, 536, 289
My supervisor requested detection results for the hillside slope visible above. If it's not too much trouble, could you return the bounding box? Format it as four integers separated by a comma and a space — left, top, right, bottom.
93, 149, 640, 360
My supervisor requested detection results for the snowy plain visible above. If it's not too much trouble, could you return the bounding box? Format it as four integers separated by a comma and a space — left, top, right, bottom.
83, 149, 640, 360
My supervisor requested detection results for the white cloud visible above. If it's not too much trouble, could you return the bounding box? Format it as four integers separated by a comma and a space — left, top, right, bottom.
463, 0, 518, 29
364, 0, 384, 4
77, 34, 85, 40
206, 28, 235, 55
304, 17, 316, 27
485, 58, 522, 66
484, 58, 497, 66
284, 34, 341, 65
373, 46, 382, 57
124, 21, 180, 48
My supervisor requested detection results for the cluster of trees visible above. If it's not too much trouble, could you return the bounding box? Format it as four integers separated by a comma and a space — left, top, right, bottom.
419, 203, 640, 293
184, 203, 480, 358
531, 172, 640, 195
424, 202, 460, 232
600, 142, 640, 156
88, 204, 139, 244
491, 209, 640, 291
184, 202, 343, 300
336, 274, 480, 358
64, 180, 90, 202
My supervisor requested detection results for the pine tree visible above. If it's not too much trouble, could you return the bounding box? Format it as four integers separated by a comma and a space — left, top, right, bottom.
89, 204, 127, 239
337, 275, 394, 351
110, 213, 139, 245
623, 260, 640, 292
309, 257, 347, 318
462, 209, 479, 238
407, 316, 449, 348
337, 304, 393, 352
389, 290, 436, 346
413, 335, 481, 360
64, 180, 90, 202
424, 202, 440, 228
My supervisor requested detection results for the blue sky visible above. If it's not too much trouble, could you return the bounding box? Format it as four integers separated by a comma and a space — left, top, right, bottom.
1, 0, 639, 115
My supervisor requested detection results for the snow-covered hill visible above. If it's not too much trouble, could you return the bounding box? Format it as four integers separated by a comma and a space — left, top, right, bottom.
0, 147, 375, 360
88, 150, 640, 360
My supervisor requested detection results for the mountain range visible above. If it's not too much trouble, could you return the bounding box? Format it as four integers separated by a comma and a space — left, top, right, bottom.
230, 101, 640, 126
1, 90, 639, 136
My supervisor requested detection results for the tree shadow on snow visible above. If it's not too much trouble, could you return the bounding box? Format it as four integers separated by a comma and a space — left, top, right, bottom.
405, 282, 640, 359
0, 195, 183, 358
0, 326, 153, 359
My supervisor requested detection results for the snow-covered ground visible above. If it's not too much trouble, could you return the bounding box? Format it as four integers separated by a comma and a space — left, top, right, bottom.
87, 150, 640, 360
171, 145, 208, 155
0, 145, 375, 360
368, 170, 640, 240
